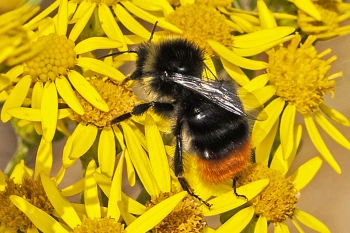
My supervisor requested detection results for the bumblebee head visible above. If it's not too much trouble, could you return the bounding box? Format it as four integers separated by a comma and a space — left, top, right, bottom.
153, 38, 205, 78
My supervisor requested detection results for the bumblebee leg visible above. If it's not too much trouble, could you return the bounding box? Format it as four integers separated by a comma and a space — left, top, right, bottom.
111, 102, 173, 124
233, 177, 248, 201
174, 120, 211, 208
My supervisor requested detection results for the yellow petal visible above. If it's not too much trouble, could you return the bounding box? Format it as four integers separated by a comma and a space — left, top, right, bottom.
84, 160, 101, 219
98, 3, 127, 50
121, 1, 182, 34
294, 209, 330, 233
57, 0, 68, 36
76, 57, 125, 83
24, 0, 60, 29
252, 98, 285, 147
124, 191, 187, 233
145, 114, 171, 192
10, 195, 69, 233
1, 75, 31, 122
40, 172, 81, 229
67, 69, 109, 112
255, 119, 279, 166
41, 81, 58, 142
132, 0, 174, 15
290, 218, 305, 233
75, 37, 123, 55
232, 35, 295, 57
250, 85, 276, 106
314, 111, 350, 150
121, 122, 159, 196
34, 138, 53, 179
55, 76, 84, 115
114, 4, 154, 40
257, 0, 277, 29
291, 0, 321, 21
255, 215, 267, 233
216, 206, 254, 233
230, 14, 253, 33
5, 108, 72, 121
60, 178, 85, 197
304, 113, 341, 174
221, 57, 250, 86
113, 125, 136, 186
0, 170, 5, 191
69, 123, 97, 159
319, 103, 349, 126
68, 2, 96, 42
98, 128, 116, 178
242, 74, 269, 92
208, 40, 268, 70
290, 156, 323, 191
10, 160, 32, 184
203, 179, 269, 216
233, 27, 295, 48
107, 152, 124, 220
32, 82, 44, 134
280, 104, 296, 159
270, 124, 302, 175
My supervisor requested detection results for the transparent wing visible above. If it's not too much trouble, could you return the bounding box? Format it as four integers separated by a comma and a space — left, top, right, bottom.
169, 73, 266, 120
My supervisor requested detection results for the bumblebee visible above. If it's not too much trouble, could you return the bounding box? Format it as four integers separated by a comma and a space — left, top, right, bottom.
111, 34, 263, 206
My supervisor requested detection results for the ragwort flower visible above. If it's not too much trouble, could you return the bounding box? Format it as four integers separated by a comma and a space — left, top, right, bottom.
296, 0, 350, 40
1, 0, 126, 143
0, 159, 56, 233
62, 77, 138, 180
251, 33, 350, 174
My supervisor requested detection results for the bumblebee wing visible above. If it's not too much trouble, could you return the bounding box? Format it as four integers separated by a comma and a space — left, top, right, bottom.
170, 73, 254, 118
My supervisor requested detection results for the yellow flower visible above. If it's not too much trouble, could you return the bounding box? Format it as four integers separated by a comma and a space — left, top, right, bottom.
214, 126, 330, 232
10, 161, 187, 233
295, 0, 350, 39
251, 34, 350, 174
62, 77, 139, 180
1, 0, 126, 143
0, 158, 58, 232
0, 4, 41, 68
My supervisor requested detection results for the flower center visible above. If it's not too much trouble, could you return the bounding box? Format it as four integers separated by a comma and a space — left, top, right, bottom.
72, 78, 137, 127
69, 0, 121, 6
236, 163, 299, 223
166, 4, 232, 56
266, 34, 337, 114
146, 189, 207, 232
23, 33, 76, 82
0, 176, 53, 232
73, 216, 124, 233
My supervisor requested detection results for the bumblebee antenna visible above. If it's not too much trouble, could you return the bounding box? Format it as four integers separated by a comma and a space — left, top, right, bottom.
148, 21, 158, 42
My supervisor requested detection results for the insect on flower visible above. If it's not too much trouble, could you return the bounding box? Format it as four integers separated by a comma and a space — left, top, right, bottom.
105, 23, 266, 207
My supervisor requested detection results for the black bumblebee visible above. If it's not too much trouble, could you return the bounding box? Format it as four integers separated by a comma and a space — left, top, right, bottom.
110, 32, 264, 206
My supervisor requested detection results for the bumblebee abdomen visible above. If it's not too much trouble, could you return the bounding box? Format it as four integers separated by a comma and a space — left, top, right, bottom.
195, 137, 251, 184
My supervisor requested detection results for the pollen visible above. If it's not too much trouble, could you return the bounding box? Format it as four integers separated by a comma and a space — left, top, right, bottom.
0, 176, 54, 232
72, 78, 137, 127
166, 4, 232, 56
23, 33, 76, 82
146, 189, 207, 233
266, 34, 338, 114
73, 216, 125, 233
236, 163, 299, 223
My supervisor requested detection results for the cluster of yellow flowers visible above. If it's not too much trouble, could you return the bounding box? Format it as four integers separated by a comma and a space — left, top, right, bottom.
0, 0, 349, 232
